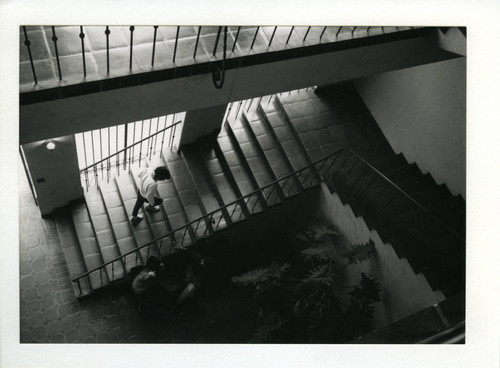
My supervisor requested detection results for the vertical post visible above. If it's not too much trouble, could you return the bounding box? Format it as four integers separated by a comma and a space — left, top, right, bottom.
105, 26, 110, 74
213, 26, 222, 56
107, 127, 110, 183
132, 122, 136, 162
173, 26, 180, 63
79, 26, 87, 77
123, 123, 128, 170
193, 26, 201, 59
139, 120, 144, 166
148, 119, 153, 160
161, 115, 167, 154
268, 26, 277, 47
129, 26, 135, 70
232, 26, 241, 53
351, 26, 357, 36
303, 26, 311, 42
152, 26, 158, 67
320, 26, 327, 41
286, 26, 295, 44
250, 26, 260, 50
154, 116, 160, 155
336, 26, 342, 37
51, 26, 63, 81
99, 129, 104, 180
22, 26, 38, 84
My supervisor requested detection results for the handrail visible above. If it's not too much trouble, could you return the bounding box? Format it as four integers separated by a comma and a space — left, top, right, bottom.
80, 120, 182, 173
347, 149, 465, 242
72, 144, 464, 288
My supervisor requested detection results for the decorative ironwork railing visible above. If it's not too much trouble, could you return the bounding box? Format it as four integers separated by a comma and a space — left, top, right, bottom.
71, 142, 464, 296
21, 26, 418, 91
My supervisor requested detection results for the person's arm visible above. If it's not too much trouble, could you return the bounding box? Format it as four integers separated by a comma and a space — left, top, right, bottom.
145, 183, 157, 206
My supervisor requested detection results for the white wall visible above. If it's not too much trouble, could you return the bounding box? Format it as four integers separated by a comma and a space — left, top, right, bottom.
20, 35, 458, 145
354, 57, 466, 198
317, 183, 445, 329
22, 135, 83, 215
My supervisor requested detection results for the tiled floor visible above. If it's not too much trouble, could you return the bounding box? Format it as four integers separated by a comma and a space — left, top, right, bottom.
18, 161, 187, 343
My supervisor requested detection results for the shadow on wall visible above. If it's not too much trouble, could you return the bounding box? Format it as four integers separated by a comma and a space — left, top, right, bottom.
353, 56, 466, 199
316, 182, 445, 329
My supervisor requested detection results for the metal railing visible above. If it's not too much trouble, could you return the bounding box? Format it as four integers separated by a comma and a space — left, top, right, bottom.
21, 26, 418, 89
78, 117, 182, 191
71, 143, 464, 295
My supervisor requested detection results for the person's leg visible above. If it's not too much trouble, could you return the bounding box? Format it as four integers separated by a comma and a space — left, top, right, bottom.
132, 191, 147, 217
146, 196, 163, 212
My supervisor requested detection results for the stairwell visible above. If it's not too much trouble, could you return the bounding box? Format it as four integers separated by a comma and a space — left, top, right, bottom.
54, 84, 465, 307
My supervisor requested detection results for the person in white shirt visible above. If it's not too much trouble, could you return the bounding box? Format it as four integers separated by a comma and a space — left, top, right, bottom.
131, 166, 170, 224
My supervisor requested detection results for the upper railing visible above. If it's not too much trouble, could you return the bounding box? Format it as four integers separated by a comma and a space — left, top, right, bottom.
78, 117, 183, 191
71, 143, 464, 296
20, 26, 420, 94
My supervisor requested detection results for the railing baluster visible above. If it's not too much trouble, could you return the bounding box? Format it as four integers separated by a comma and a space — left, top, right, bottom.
99, 129, 104, 180
161, 116, 167, 153
193, 26, 201, 59
320, 26, 327, 41
116, 125, 119, 176
281, 176, 292, 195
173, 26, 180, 63
351, 26, 357, 36
111, 261, 115, 281
303, 26, 311, 42
22, 26, 38, 84
154, 116, 160, 155
268, 26, 277, 47
132, 122, 136, 162
139, 120, 144, 166
105, 26, 110, 74
181, 227, 189, 245
147, 119, 153, 160
264, 185, 276, 202
79, 26, 87, 77
213, 26, 222, 56
135, 250, 139, 265
123, 123, 128, 170
336, 26, 342, 37
286, 26, 295, 44
129, 26, 135, 70
232, 26, 241, 53
250, 26, 260, 50
152, 26, 158, 67
77, 279, 82, 296
158, 238, 163, 255
146, 243, 150, 260
107, 127, 111, 183
51, 26, 62, 81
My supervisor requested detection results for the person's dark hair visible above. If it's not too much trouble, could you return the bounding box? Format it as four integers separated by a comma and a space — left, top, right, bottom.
154, 166, 170, 181
146, 256, 162, 272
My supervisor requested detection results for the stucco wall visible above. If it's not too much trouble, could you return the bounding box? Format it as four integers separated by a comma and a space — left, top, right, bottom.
22, 135, 83, 215
317, 183, 445, 329
353, 57, 466, 198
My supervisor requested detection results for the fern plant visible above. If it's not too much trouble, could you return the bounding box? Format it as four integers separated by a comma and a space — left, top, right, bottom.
231, 220, 381, 343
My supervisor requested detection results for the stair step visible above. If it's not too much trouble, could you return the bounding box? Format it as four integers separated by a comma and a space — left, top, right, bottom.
70, 202, 109, 289
260, 99, 320, 189
197, 139, 248, 223
150, 155, 195, 247
216, 126, 266, 215
115, 170, 163, 259
84, 186, 126, 282
54, 208, 92, 297
228, 116, 284, 206
244, 110, 302, 197
100, 179, 143, 272
163, 150, 210, 239
182, 144, 231, 231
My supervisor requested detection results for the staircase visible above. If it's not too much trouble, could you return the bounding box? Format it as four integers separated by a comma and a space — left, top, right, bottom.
55, 84, 465, 299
